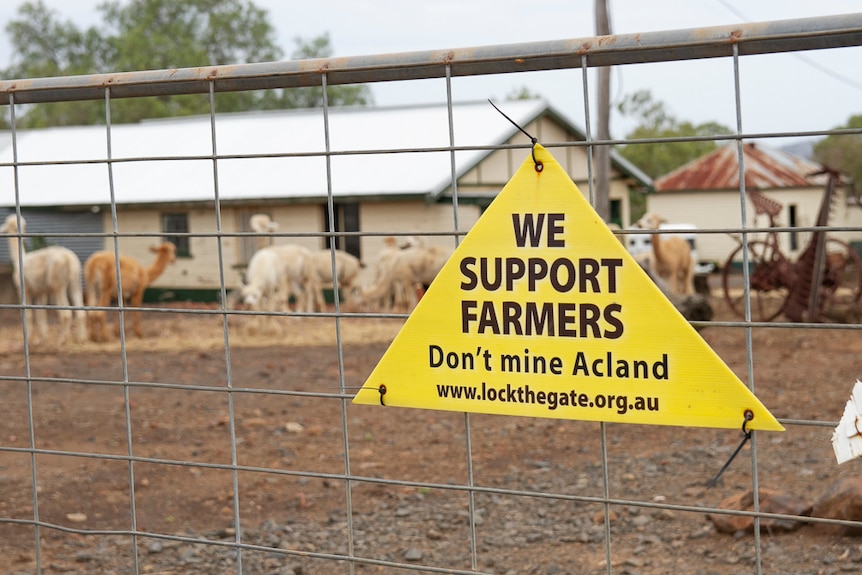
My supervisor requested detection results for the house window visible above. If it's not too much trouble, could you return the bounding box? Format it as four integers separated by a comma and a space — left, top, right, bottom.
610, 199, 622, 227
788, 204, 798, 251
322, 202, 361, 259
161, 212, 190, 256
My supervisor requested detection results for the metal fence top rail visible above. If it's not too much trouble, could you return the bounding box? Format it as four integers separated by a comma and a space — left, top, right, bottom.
0, 13, 860, 105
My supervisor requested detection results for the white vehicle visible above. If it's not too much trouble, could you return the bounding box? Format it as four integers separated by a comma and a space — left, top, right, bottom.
625, 223, 715, 275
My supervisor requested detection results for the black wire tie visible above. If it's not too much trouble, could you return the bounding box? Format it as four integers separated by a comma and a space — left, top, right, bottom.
487, 99, 543, 172
378, 384, 387, 406
707, 410, 754, 488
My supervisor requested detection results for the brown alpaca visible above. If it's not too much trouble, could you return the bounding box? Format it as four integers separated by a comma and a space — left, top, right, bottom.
84, 242, 177, 341
636, 213, 694, 296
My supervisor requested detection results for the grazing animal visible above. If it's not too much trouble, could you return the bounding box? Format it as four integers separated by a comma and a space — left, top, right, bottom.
635, 213, 694, 296
249, 213, 279, 251
359, 250, 416, 312
269, 244, 317, 313
239, 246, 289, 332
637, 259, 712, 326
359, 238, 452, 312
1, 214, 87, 345
307, 249, 362, 311
408, 244, 451, 289
240, 244, 316, 324
84, 242, 177, 341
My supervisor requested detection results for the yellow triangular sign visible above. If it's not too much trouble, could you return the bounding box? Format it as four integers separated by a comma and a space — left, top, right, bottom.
353, 145, 783, 431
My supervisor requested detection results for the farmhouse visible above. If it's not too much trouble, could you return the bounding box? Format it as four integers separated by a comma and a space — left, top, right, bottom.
649, 142, 862, 267
0, 100, 651, 302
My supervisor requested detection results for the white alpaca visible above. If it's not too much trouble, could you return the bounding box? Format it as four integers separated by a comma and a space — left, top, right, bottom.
240, 244, 316, 330
1, 214, 86, 345
635, 213, 694, 296
407, 244, 452, 288
249, 213, 279, 251
269, 244, 317, 313
359, 238, 415, 312
307, 249, 362, 311
359, 238, 452, 312
240, 247, 288, 332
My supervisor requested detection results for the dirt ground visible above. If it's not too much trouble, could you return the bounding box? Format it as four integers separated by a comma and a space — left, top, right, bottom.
1, 286, 862, 574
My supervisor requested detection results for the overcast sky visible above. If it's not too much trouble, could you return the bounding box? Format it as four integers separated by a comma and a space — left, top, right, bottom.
0, 0, 860, 145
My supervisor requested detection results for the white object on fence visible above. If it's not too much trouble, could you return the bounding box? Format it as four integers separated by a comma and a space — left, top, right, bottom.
832, 380, 862, 464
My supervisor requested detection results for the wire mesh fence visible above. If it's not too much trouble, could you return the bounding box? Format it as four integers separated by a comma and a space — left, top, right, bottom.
1, 13, 862, 575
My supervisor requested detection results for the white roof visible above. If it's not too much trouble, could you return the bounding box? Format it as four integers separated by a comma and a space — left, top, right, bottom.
0, 99, 649, 208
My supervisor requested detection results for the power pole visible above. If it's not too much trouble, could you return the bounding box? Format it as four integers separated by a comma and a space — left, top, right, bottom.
594, 0, 612, 222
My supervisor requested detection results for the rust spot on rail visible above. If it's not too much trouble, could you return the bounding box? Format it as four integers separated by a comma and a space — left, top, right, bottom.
576, 33, 618, 55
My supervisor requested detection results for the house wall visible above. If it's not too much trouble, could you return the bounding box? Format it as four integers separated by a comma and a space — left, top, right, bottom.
0, 209, 103, 266
356, 200, 482, 284
107, 204, 325, 293
104, 178, 856, 298
105, 208, 233, 291
647, 185, 861, 266
647, 190, 739, 265
61, 115, 641, 300
828, 198, 862, 245
455, 117, 633, 225
458, 147, 515, 189
102, 200, 481, 295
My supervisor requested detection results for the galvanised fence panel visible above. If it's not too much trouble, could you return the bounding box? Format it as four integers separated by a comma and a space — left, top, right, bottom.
1, 13, 861, 575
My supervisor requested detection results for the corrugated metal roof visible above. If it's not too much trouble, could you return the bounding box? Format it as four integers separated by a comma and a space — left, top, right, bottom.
654, 142, 827, 191
0, 99, 649, 209
0, 100, 538, 208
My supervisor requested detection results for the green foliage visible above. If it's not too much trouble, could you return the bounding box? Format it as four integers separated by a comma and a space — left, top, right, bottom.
273, 33, 372, 109
28, 235, 51, 251
629, 187, 647, 222
99, 0, 282, 70
2, 0, 372, 127
615, 89, 733, 179
813, 114, 862, 195
505, 86, 541, 101
5, 1, 104, 77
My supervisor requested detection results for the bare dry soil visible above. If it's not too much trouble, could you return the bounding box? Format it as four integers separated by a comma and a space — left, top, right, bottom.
1, 293, 862, 574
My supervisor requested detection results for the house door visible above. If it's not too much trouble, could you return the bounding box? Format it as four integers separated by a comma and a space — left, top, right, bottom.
323, 202, 361, 259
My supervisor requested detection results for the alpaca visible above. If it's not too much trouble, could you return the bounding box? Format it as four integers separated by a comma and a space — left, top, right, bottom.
635, 213, 694, 296
359, 258, 415, 312
1, 214, 87, 345
249, 213, 279, 251
240, 246, 289, 333
358, 239, 452, 312
240, 244, 316, 319
407, 245, 452, 289
84, 242, 177, 341
358, 237, 416, 312
637, 259, 712, 326
269, 244, 317, 313
307, 249, 362, 311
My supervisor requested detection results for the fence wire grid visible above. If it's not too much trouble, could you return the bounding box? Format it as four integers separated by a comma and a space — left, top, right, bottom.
1, 13, 862, 575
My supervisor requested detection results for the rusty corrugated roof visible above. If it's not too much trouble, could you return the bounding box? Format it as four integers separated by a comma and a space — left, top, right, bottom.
654, 142, 827, 191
